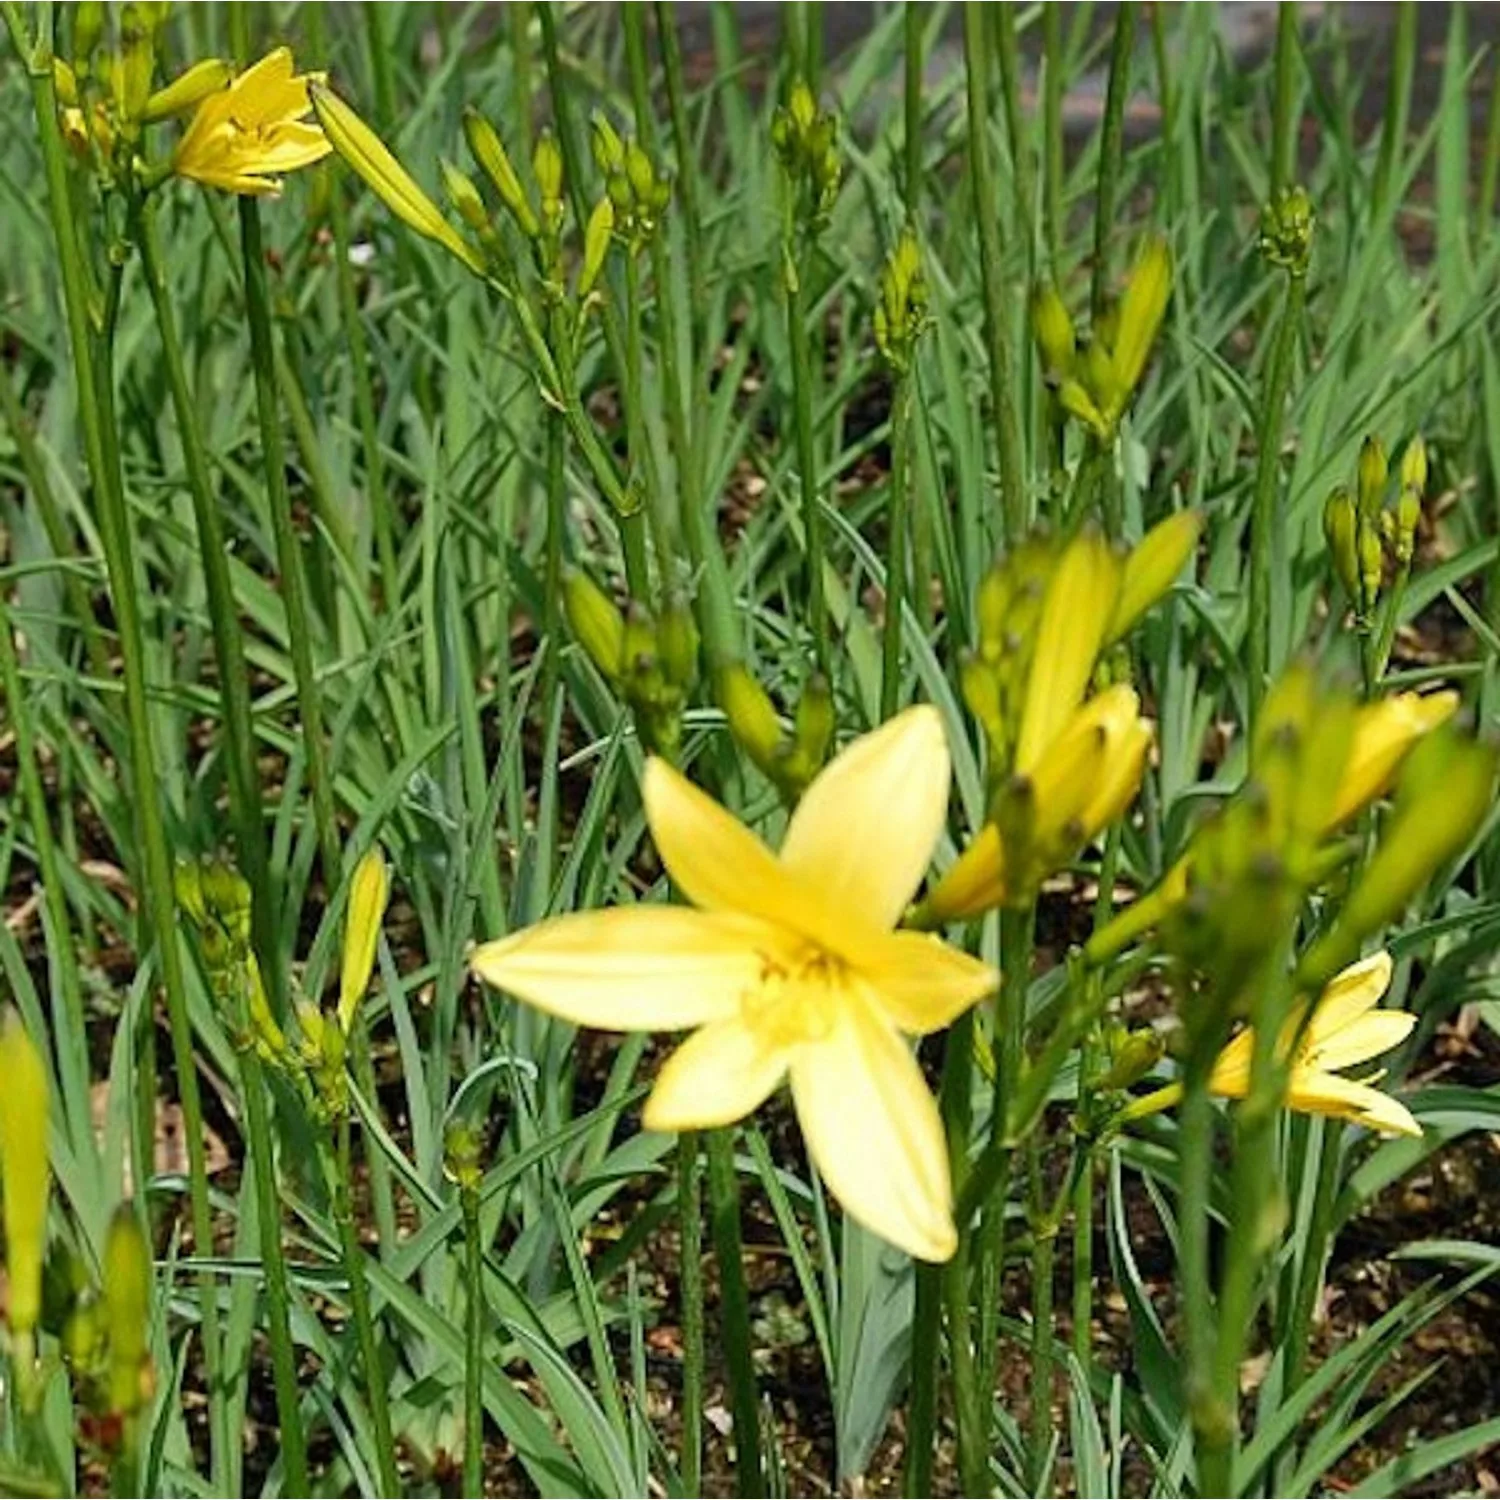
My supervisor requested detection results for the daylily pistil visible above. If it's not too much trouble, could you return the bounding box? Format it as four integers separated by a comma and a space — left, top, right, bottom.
473, 706, 999, 1261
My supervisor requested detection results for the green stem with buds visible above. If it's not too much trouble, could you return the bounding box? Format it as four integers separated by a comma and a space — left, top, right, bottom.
880, 368, 914, 720
787, 253, 830, 675
461, 1175, 484, 1497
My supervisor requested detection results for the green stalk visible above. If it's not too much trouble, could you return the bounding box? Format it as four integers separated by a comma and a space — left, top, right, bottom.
677, 1132, 705, 1494
333, 1111, 400, 1496
1246, 271, 1307, 728
461, 1176, 484, 1497
655, 0, 706, 326
787, 253, 829, 674
1281, 1121, 1343, 1394
1090, 2, 1136, 323
903, 1239, 942, 1496
10, 19, 228, 1487
1027, 1140, 1059, 1491
237, 1041, 308, 1491
938, 1010, 987, 1497
705, 1128, 764, 1497
136, 200, 282, 1016
621, 247, 668, 583
1042, 2, 1065, 275
904, 3, 924, 224
507, 1, 535, 158
962, 2, 1027, 543
238, 198, 341, 883
0, 596, 91, 1155
1269, 4, 1300, 202
977, 903, 1033, 1401
880, 368, 913, 720
362, 0, 397, 131
993, 5, 1034, 238
1480, 42, 1500, 230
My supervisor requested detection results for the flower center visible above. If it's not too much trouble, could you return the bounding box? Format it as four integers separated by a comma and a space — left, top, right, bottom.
741, 947, 843, 1050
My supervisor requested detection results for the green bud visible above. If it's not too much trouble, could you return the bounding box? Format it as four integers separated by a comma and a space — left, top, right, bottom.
720, 663, 784, 772
1110, 236, 1172, 399
625, 142, 655, 206
72, 1, 105, 64
563, 569, 627, 682
1356, 435, 1389, 518
793, 673, 835, 770
976, 564, 1011, 665
1399, 434, 1428, 497
1394, 486, 1421, 567
102, 1206, 152, 1419
657, 597, 700, 691
590, 112, 627, 178
1030, 284, 1076, 377
532, 130, 564, 221
440, 159, 490, 237
578, 197, 615, 299
444, 1121, 483, 1192
1358, 520, 1384, 611
620, 604, 663, 699
1322, 487, 1359, 601
1258, 184, 1316, 275
1098, 1028, 1164, 1091
463, 108, 538, 237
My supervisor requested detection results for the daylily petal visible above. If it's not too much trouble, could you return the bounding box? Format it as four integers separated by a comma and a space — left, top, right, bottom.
857, 934, 999, 1035
1016, 531, 1122, 773
1208, 1029, 1254, 1096
642, 1017, 788, 1131
779, 705, 951, 932
1303, 1011, 1415, 1074
1081, 715, 1151, 837
643, 758, 851, 956
1285, 1070, 1422, 1138
1108, 511, 1201, 645
1303, 950, 1394, 1044
1327, 691, 1459, 830
790, 995, 956, 1262
915, 823, 1007, 924
473, 906, 791, 1031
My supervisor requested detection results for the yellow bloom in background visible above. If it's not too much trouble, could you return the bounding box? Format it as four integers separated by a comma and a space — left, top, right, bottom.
473, 707, 998, 1261
1122, 951, 1422, 1137
172, 48, 329, 195
915, 523, 1196, 924
0, 1010, 51, 1344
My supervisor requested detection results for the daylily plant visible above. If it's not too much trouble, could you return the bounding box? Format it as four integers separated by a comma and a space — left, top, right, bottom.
1122, 950, 1422, 1137
473, 707, 998, 1261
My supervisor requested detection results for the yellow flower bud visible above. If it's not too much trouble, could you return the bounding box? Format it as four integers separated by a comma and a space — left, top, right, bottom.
532, 130, 564, 216
338, 847, 390, 1034
590, 112, 627, 178
102, 1206, 153, 1418
1394, 486, 1421, 567
563, 569, 627, 682
1030, 283, 1076, 377
463, 108, 539, 237
140, 58, 233, 123
0, 1011, 50, 1343
311, 84, 484, 275
1358, 518, 1384, 610
793, 673, 834, 770
657, 597, 700, 691
1098, 1028, 1164, 1091
1108, 510, 1201, 644
440, 159, 490, 238
578, 197, 615, 300
1111, 236, 1172, 399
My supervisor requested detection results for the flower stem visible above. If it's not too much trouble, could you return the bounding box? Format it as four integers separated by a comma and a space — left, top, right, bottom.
14, 25, 228, 1486
962, 1, 1027, 544
677, 1131, 705, 1493
1246, 270, 1307, 729
1027, 1139, 1059, 1491
237, 1040, 309, 1491
1042, 2, 1065, 276
880, 369, 914, 721
1268, 3, 1300, 203
238, 198, 342, 883
461, 1175, 485, 1497
1090, 3, 1137, 323
705, 1128, 764, 1496
904, 3, 924, 223
787, 248, 829, 675
333, 1110, 400, 1496
136, 199, 282, 1015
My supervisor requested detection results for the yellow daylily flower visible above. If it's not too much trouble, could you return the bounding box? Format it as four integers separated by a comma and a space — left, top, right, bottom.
172, 47, 330, 195
1121, 951, 1421, 1137
1328, 689, 1459, 830
473, 706, 998, 1261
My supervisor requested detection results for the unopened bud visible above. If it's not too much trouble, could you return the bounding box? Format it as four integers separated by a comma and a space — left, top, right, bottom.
1258, 184, 1315, 275
578, 197, 615, 299
1357, 435, 1388, 518
1098, 1028, 1165, 1090
1399, 434, 1427, 497
1322, 488, 1359, 601
102, 1206, 152, 1419
1358, 521, 1384, 611
441, 159, 490, 237
657, 597, 700, 691
1394, 487, 1421, 567
590, 112, 626, 177
532, 130, 564, 223
464, 108, 538, 237
720, 663, 784, 771
563, 569, 626, 683
1031, 284, 1076, 377
793, 673, 834, 769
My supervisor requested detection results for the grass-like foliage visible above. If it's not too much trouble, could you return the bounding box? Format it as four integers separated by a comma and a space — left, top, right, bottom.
2, 3, 1500, 1496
